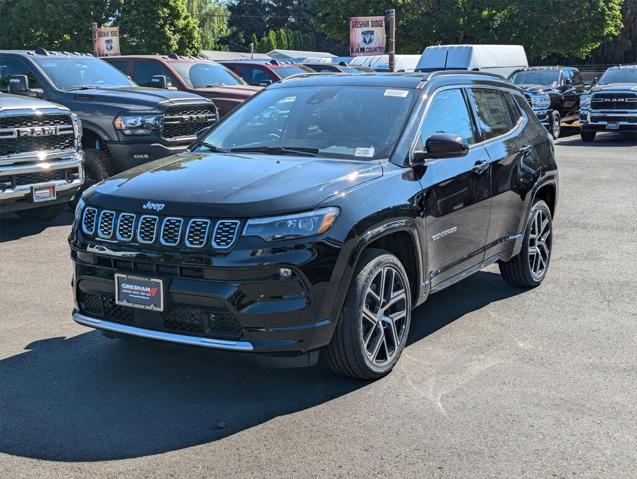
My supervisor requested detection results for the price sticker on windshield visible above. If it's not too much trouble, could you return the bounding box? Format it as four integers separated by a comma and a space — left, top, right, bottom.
384, 89, 409, 98
355, 147, 375, 158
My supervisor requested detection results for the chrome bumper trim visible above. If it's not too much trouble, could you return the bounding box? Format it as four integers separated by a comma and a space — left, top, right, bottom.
72, 312, 254, 351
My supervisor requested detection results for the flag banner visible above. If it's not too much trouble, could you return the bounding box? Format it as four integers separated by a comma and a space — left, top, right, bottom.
93, 27, 120, 57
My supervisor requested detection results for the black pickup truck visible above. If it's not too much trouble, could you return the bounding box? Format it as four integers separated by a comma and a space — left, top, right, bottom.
0, 49, 218, 185
509, 67, 586, 138
579, 65, 637, 141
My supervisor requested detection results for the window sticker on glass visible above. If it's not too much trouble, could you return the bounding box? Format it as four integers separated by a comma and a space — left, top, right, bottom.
384, 89, 409, 98
281, 96, 297, 103
355, 147, 375, 158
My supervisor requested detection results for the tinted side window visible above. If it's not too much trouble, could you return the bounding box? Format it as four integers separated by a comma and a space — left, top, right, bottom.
504, 92, 522, 123
419, 88, 475, 146
238, 66, 272, 85
0, 57, 41, 92
132, 60, 173, 87
466, 88, 514, 140
562, 70, 572, 85
108, 60, 129, 75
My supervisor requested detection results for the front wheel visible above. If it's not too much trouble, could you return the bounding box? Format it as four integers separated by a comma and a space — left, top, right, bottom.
499, 199, 553, 288
550, 111, 561, 138
327, 249, 412, 380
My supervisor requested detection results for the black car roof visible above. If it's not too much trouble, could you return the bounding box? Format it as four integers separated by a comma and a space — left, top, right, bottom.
271, 70, 513, 90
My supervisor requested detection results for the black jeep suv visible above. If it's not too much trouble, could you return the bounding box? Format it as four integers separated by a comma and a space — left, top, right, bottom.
579, 65, 637, 141
0, 50, 217, 185
70, 72, 558, 379
509, 66, 586, 138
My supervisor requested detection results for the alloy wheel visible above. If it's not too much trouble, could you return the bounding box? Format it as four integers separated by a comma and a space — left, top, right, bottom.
360, 265, 409, 367
528, 207, 552, 281
552, 116, 561, 138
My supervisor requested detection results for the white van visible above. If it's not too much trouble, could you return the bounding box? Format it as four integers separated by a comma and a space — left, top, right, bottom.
349, 54, 421, 72
416, 44, 528, 78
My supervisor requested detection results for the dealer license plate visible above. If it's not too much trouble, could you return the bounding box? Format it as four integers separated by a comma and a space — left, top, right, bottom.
115, 274, 164, 311
606, 122, 620, 130
32, 184, 56, 203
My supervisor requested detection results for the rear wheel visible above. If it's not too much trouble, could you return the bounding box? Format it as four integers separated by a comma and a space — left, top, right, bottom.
499, 199, 553, 288
550, 111, 561, 138
15, 203, 65, 221
327, 249, 412, 380
581, 130, 596, 142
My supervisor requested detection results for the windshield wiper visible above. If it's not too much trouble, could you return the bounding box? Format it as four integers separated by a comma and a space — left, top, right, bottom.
229, 146, 320, 157
196, 142, 229, 153
66, 85, 101, 91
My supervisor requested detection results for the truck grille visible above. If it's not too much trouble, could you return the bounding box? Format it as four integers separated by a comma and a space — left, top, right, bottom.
162, 104, 217, 139
0, 113, 75, 157
78, 292, 243, 339
80, 207, 240, 251
591, 93, 637, 110
0, 167, 80, 190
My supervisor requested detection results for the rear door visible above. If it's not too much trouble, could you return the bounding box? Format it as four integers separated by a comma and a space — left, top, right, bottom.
418, 87, 492, 288
465, 87, 535, 260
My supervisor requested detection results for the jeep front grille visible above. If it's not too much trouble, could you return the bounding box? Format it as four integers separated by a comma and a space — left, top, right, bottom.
0, 113, 75, 157
591, 92, 637, 110
80, 207, 240, 251
162, 104, 217, 139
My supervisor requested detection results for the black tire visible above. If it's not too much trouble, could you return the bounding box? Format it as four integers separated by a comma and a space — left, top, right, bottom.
581, 130, 596, 142
15, 203, 65, 221
550, 111, 561, 138
326, 248, 412, 380
84, 148, 113, 184
499, 199, 553, 288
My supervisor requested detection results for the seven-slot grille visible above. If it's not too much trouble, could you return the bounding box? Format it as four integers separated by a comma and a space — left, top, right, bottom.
162, 104, 217, 139
80, 207, 240, 251
591, 92, 637, 110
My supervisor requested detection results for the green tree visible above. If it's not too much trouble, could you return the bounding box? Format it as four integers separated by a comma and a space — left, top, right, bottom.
267, 30, 278, 51
0, 0, 122, 51
276, 28, 289, 50
117, 0, 201, 55
185, 0, 229, 50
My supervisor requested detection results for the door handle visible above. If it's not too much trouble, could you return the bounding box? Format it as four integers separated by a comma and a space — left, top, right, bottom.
472, 160, 489, 175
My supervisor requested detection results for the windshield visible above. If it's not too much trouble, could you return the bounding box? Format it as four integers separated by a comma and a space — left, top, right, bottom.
32, 56, 135, 90
598, 68, 637, 84
199, 85, 416, 160
170, 61, 245, 88
509, 70, 559, 86
274, 66, 313, 78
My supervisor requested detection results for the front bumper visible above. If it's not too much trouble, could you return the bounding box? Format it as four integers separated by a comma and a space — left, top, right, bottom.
70, 236, 341, 362
0, 150, 84, 212
580, 110, 637, 132
106, 142, 192, 171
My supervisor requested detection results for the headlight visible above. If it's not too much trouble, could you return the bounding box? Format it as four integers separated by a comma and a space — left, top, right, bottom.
71, 112, 83, 141
580, 95, 592, 109
114, 114, 163, 135
531, 93, 551, 110
244, 207, 339, 241
74, 196, 85, 222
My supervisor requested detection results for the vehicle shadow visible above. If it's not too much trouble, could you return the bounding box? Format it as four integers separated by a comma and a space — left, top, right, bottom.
0, 271, 522, 462
0, 209, 74, 243
556, 132, 637, 147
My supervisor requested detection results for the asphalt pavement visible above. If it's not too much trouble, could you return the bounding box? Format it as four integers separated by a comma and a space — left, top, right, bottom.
1, 130, 635, 478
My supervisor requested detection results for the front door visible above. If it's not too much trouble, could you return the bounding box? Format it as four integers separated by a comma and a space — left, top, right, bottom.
418, 88, 491, 288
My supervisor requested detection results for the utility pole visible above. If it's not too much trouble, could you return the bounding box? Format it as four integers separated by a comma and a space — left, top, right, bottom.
250, 42, 254, 59
386, 9, 396, 72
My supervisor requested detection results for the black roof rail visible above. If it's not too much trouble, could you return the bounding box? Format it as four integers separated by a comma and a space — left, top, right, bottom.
427, 69, 505, 80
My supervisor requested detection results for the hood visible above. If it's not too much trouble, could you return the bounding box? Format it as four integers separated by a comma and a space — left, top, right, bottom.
517, 84, 557, 94
590, 83, 637, 93
0, 93, 69, 112
69, 87, 212, 110
86, 151, 383, 217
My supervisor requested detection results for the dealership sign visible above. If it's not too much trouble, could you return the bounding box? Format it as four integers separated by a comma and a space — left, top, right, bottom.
349, 16, 386, 56
93, 26, 120, 57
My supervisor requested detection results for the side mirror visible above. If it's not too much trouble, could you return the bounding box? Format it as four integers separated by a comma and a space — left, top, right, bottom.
150, 75, 168, 89
412, 133, 469, 164
258, 79, 272, 87
8, 75, 29, 95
